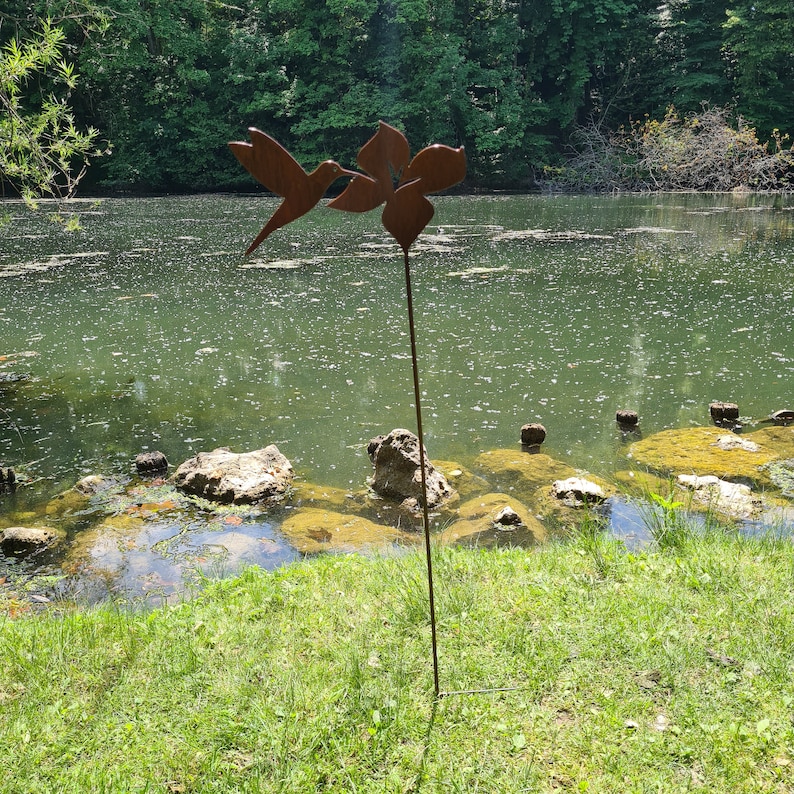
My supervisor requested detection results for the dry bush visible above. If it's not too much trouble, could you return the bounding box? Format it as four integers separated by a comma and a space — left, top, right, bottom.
545, 105, 794, 192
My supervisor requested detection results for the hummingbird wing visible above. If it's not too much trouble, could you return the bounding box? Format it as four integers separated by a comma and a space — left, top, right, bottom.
228, 128, 307, 197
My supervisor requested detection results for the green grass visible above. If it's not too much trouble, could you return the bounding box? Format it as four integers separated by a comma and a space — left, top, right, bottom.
2, 529, 794, 793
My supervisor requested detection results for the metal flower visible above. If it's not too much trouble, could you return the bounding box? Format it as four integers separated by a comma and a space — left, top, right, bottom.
328, 121, 466, 253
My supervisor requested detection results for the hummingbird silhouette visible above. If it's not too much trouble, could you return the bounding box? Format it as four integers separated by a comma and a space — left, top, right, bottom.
229, 128, 359, 255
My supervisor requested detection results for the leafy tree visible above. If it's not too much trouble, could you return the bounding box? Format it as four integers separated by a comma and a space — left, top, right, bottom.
656, 0, 731, 111
0, 17, 108, 204
723, 0, 794, 139
76, 0, 241, 190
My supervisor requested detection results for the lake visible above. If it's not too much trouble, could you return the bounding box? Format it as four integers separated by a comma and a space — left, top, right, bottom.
1, 193, 792, 601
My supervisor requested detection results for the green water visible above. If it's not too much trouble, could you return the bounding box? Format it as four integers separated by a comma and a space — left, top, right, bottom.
1, 193, 792, 598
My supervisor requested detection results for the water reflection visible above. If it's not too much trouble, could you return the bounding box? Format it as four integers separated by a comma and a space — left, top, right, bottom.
1, 194, 792, 600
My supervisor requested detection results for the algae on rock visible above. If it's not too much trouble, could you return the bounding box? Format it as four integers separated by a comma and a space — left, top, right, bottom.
474, 449, 577, 494
629, 427, 778, 486
440, 493, 546, 548
280, 508, 416, 554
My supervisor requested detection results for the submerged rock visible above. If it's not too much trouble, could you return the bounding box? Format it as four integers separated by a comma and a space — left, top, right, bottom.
170, 446, 294, 504
368, 429, 454, 508
474, 449, 576, 494
629, 427, 777, 486
440, 493, 546, 547
291, 482, 361, 512
280, 507, 408, 554
744, 426, 794, 459
433, 460, 492, 500
677, 474, 762, 519
74, 474, 112, 495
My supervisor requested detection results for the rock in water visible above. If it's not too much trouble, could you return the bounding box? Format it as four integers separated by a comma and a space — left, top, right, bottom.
551, 477, 606, 506
170, 446, 294, 504
368, 429, 454, 508
1, 526, 65, 553
135, 451, 169, 475
0, 466, 15, 492
676, 474, 762, 518
520, 423, 547, 446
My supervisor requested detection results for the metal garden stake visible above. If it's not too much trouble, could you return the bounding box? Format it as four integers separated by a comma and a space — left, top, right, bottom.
230, 122, 466, 697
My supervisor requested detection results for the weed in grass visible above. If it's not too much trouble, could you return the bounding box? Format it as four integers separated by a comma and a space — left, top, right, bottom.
643, 490, 693, 550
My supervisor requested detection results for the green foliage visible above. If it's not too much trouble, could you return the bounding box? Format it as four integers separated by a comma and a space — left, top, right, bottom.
0, 18, 108, 204
4, 0, 794, 191
3, 539, 794, 791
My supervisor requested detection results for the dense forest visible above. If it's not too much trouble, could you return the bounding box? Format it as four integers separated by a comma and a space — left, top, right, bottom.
1, 0, 793, 195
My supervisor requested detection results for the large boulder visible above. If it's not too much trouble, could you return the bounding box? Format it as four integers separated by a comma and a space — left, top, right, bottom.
170, 446, 294, 504
368, 429, 454, 508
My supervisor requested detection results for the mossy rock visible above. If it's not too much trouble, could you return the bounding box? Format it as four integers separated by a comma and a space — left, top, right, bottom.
63, 513, 151, 574
744, 426, 794, 459
473, 449, 577, 494
433, 461, 492, 500
45, 489, 92, 519
290, 481, 364, 513
613, 469, 677, 498
628, 427, 778, 486
280, 508, 416, 555
440, 493, 546, 548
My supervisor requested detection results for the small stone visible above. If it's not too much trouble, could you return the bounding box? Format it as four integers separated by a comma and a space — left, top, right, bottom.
74, 474, 111, 495
712, 435, 760, 452
135, 451, 169, 475
709, 402, 739, 421
520, 423, 546, 446
616, 409, 639, 426
493, 506, 524, 528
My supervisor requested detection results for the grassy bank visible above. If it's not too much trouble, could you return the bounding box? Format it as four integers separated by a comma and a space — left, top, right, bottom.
2, 528, 794, 793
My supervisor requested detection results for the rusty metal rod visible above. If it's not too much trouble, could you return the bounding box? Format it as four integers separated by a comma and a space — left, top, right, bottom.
402, 247, 441, 698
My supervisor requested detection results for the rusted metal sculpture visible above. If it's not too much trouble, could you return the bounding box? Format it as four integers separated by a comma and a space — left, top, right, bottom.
231, 122, 465, 697
229, 128, 359, 255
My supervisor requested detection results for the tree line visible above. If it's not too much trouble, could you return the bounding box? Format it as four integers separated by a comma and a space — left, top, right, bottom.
2, 0, 793, 197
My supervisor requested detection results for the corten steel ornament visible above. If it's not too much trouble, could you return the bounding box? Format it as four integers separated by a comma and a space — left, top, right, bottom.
230, 122, 465, 697
229, 128, 359, 255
